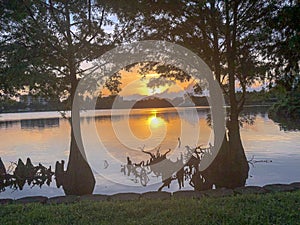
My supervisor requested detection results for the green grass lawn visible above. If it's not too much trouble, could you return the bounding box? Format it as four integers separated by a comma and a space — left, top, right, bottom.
1, 191, 300, 225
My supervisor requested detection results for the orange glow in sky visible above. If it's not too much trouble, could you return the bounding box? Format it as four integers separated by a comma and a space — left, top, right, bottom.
101, 67, 194, 97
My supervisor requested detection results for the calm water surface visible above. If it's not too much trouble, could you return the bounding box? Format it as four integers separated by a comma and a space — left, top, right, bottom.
0, 107, 299, 198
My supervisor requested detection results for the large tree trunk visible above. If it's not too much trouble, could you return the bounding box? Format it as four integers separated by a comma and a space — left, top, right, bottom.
226, 113, 249, 188
222, 0, 249, 188
57, 69, 95, 195
202, 128, 248, 189
63, 104, 96, 195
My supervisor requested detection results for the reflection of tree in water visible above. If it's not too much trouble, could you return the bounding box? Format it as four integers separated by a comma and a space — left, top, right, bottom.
269, 113, 300, 131
0, 157, 54, 192
121, 157, 150, 186
206, 106, 269, 129
121, 144, 221, 192
0, 121, 18, 129
120, 107, 274, 191
21, 118, 59, 129
240, 105, 300, 131
178, 109, 200, 126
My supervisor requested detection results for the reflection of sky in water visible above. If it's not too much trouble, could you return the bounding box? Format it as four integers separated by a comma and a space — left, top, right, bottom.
241, 113, 300, 186
0, 108, 299, 198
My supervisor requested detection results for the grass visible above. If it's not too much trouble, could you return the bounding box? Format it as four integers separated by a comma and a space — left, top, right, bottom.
0, 191, 300, 225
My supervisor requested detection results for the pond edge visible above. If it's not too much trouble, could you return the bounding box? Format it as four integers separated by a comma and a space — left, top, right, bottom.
1, 182, 300, 205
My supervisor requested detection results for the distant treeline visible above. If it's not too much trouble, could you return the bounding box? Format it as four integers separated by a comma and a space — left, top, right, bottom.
95, 95, 209, 109
0, 90, 279, 113
94, 91, 278, 110
225, 90, 278, 106
0, 97, 63, 113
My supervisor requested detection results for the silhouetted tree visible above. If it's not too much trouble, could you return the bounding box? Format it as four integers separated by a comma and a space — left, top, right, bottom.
0, 0, 136, 195
262, 0, 300, 119
112, 0, 284, 188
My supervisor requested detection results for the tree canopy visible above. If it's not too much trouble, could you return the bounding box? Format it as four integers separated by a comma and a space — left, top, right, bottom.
0, 0, 134, 103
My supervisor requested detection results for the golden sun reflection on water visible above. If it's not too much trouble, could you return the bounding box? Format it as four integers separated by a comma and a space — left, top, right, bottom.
127, 109, 168, 140
147, 110, 166, 129
148, 115, 164, 128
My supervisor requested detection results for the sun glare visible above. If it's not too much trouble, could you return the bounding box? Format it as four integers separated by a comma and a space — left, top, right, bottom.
148, 115, 165, 128
147, 110, 165, 128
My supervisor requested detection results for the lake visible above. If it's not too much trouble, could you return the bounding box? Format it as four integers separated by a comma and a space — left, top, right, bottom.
0, 106, 300, 198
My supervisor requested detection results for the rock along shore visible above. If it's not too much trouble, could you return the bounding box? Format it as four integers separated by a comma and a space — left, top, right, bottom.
1, 182, 299, 205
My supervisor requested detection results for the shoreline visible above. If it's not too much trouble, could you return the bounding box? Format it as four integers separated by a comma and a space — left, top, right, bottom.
0, 104, 271, 115
1, 182, 299, 204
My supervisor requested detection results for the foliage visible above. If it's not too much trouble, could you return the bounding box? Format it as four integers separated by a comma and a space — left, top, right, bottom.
269, 91, 300, 125
0, 0, 132, 104
263, 1, 300, 93
118, 0, 279, 113
263, 0, 300, 119
0, 191, 299, 225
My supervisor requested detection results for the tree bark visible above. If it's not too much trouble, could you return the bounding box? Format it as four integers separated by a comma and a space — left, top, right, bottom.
58, 41, 95, 194
62, 77, 95, 195
226, 115, 249, 187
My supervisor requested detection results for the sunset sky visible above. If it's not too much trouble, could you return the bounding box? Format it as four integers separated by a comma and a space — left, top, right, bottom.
100, 67, 264, 99
101, 67, 196, 99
